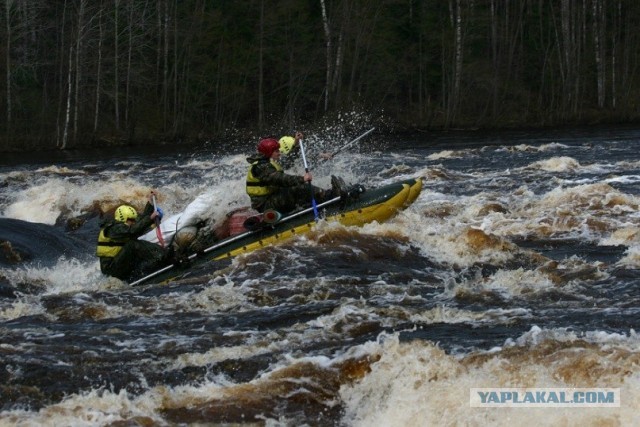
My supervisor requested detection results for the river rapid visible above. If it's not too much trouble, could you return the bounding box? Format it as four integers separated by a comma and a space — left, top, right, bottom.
1, 126, 639, 426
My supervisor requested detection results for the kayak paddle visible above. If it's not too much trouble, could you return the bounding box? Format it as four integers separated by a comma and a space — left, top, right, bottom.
298, 138, 319, 219
329, 127, 375, 158
152, 194, 165, 248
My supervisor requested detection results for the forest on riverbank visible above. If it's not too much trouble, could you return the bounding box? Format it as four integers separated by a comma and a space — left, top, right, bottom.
2, 0, 639, 152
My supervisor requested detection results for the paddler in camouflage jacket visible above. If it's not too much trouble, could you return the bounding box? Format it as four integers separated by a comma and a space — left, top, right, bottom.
96, 191, 170, 282
246, 138, 344, 214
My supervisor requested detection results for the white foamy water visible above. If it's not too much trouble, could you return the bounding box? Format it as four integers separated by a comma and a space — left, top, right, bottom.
340, 331, 640, 427
1, 127, 640, 425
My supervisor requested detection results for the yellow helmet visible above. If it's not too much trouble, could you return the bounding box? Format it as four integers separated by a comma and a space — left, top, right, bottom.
114, 205, 138, 222
278, 136, 296, 154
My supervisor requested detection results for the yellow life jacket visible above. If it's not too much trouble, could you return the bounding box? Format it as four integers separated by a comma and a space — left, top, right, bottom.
96, 226, 128, 258
246, 159, 282, 197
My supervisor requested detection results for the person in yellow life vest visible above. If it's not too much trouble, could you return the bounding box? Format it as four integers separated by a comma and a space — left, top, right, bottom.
246, 138, 346, 214
278, 131, 333, 169
96, 191, 171, 282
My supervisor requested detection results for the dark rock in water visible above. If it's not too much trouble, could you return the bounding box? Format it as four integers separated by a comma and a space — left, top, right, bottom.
65, 215, 102, 245
0, 280, 17, 298
55, 206, 102, 233
0, 240, 24, 264
0, 218, 94, 267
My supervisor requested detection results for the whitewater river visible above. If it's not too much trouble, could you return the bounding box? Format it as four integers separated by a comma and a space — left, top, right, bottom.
1, 126, 639, 426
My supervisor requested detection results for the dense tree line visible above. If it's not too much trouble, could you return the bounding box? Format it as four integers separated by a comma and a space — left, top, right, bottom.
1, 0, 638, 152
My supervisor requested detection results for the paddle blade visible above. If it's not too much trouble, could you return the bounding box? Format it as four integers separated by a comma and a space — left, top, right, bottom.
155, 220, 165, 248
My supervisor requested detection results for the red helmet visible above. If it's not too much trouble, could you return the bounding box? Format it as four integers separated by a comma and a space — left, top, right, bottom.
258, 138, 280, 157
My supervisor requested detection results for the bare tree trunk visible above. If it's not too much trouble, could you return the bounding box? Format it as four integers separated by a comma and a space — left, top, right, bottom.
163, 0, 169, 129
286, 48, 294, 127
592, 0, 605, 108
178, 52, 190, 130
319, 0, 332, 111
56, 0, 69, 147
258, 0, 264, 129
214, 38, 223, 130
156, 0, 162, 91
446, 0, 463, 127
418, 29, 425, 121
114, 0, 120, 130
559, 0, 576, 115
347, 6, 363, 101
4, 0, 12, 129
347, 2, 381, 103
332, 0, 349, 102
347, 27, 361, 103
125, 1, 133, 126
611, 0, 621, 109
172, 0, 178, 134
575, 0, 585, 116
61, 42, 74, 150
490, 0, 498, 119
453, 0, 463, 113
94, 2, 103, 132
73, 0, 85, 142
